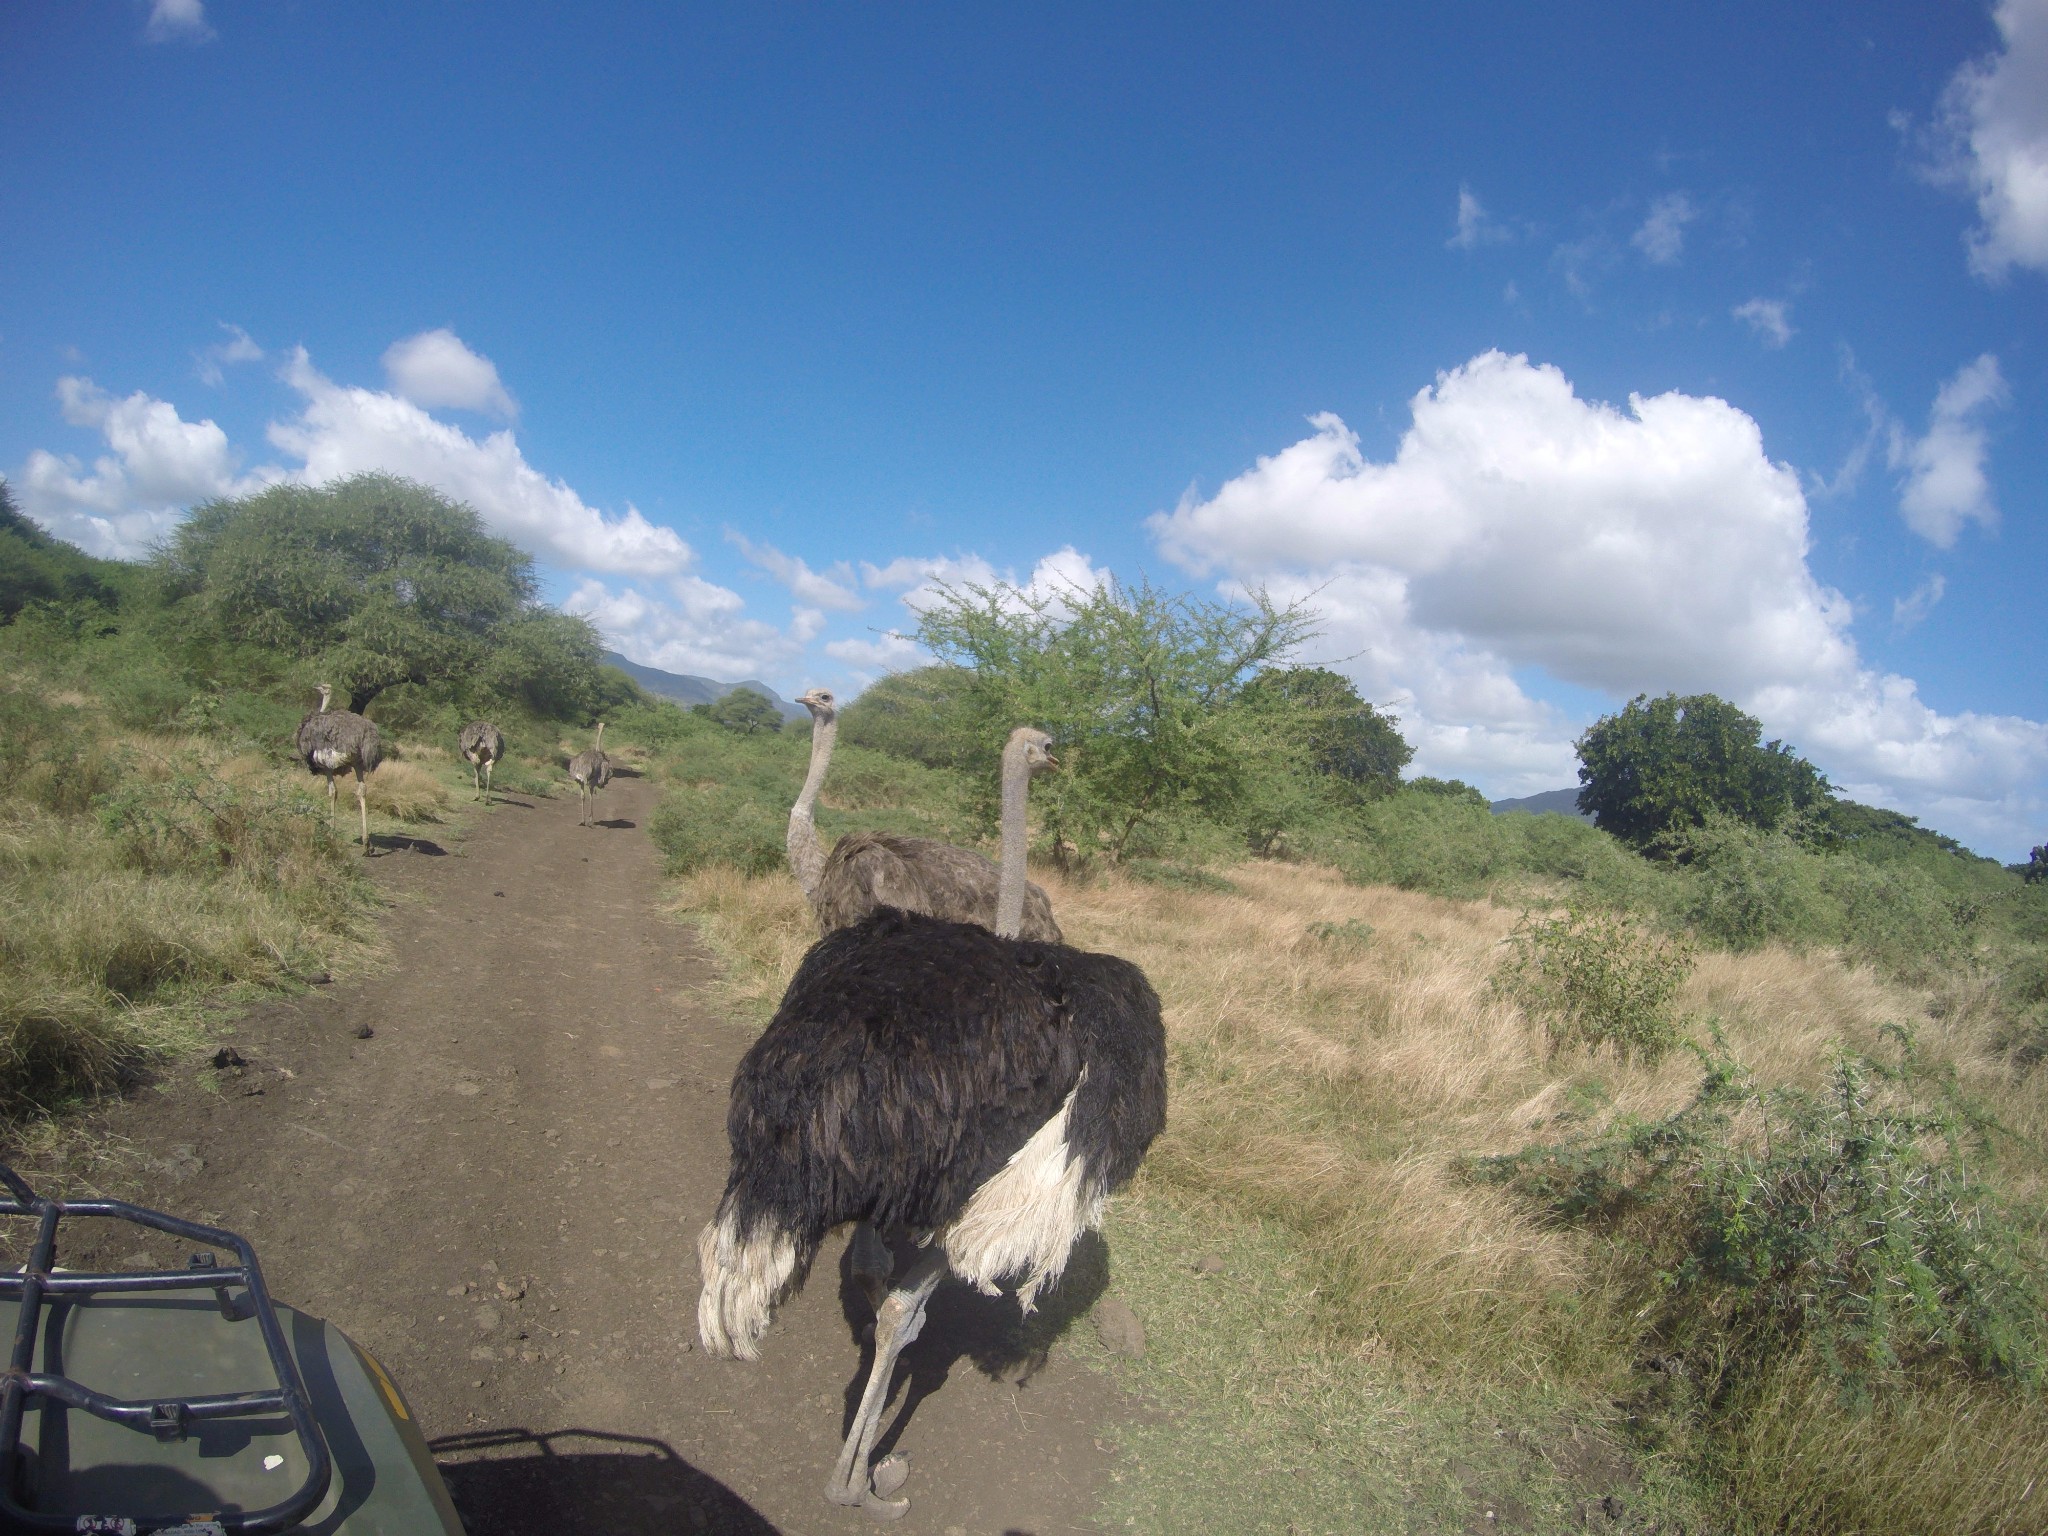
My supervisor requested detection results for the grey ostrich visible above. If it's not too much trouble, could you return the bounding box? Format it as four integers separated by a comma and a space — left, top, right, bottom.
787, 688, 1063, 941
458, 720, 506, 800
700, 727, 1167, 1519
567, 721, 612, 827
295, 683, 383, 853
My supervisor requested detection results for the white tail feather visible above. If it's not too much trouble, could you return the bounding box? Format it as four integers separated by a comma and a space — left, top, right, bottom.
941, 1080, 1102, 1313
695, 1208, 801, 1360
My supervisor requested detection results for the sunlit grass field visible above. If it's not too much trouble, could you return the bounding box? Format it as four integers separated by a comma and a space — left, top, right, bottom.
668, 807, 2048, 1534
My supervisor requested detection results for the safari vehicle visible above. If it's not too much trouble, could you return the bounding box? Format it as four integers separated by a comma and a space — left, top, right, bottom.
0, 1163, 464, 1534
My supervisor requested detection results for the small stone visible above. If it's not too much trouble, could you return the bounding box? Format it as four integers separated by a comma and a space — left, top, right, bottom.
354, 1024, 374, 1040
472, 1303, 502, 1333
1092, 1296, 1147, 1359
494, 891, 505, 897
469, 1346, 498, 1362
445, 1284, 467, 1297
211, 1046, 246, 1072
306, 970, 332, 985
157, 1146, 204, 1183
1192, 1254, 1226, 1275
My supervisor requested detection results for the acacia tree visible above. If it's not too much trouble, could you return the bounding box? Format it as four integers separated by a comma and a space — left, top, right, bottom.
160, 474, 549, 713
1576, 692, 1831, 851
695, 688, 784, 735
913, 576, 1320, 862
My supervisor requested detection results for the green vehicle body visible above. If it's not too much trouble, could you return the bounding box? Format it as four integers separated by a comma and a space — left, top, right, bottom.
0, 1168, 464, 1535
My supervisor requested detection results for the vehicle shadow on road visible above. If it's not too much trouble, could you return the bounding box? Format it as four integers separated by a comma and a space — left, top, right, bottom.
835, 1228, 1112, 1462
432, 1426, 779, 1535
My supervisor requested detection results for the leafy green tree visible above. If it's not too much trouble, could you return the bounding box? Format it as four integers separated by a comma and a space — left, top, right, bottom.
2024, 845, 2048, 885
1240, 666, 1411, 791
838, 665, 977, 765
695, 687, 784, 735
0, 477, 128, 622
159, 474, 541, 713
1576, 692, 1831, 851
914, 576, 1318, 862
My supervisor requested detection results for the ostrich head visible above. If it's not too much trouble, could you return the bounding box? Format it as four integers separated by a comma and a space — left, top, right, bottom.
1006, 726, 1058, 777
797, 687, 837, 723
315, 682, 333, 712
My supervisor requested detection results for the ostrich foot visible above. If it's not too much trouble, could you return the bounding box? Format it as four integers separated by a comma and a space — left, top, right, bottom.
870, 1454, 909, 1497
862, 1489, 910, 1522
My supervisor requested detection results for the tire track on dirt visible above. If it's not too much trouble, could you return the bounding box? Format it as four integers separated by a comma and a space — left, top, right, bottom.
47, 772, 1128, 1535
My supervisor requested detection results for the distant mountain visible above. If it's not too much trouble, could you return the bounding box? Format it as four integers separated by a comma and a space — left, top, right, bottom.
601, 651, 808, 722
1489, 787, 1593, 822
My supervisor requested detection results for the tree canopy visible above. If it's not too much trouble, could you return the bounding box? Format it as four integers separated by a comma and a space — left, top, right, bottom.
1240, 665, 1412, 791
694, 687, 785, 735
0, 477, 129, 622
912, 576, 1328, 861
159, 473, 597, 715
1576, 692, 1831, 851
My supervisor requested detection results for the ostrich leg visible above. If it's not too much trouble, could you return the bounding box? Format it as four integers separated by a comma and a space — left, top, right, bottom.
355, 770, 370, 852
483, 759, 494, 800
826, 1249, 945, 1518
326, 775, 339, 820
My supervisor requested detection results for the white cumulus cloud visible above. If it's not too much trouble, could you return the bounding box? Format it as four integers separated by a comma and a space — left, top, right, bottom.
1631, 192, 1697, 264
864, 546, 1108, 619
1935, 0, 2048, 279
565, 576, 805, 682
1888, 353, 2007, 547
728, 532, 864, 612
381, 328, 518, 417
1732, 297, 1794, 348
145, 0, 212, 44
15, 377, 275, 557
1150, 350, 2047, 854
269, 346, 687, 575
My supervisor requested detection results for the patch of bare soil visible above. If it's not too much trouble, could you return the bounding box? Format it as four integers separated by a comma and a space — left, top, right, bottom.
24, 774, 1128, 1534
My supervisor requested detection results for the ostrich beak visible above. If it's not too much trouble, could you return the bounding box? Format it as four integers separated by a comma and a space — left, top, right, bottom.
1044, 750, 1060, 771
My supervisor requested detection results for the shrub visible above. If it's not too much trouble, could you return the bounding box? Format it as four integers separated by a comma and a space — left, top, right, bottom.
1478, 1031, 2046, 1399
650, 783, 787, 877
1495, 907, 1694, 1063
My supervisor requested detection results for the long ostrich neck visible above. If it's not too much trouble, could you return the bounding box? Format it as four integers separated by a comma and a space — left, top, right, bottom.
786, 711, 835, 900
995, 739, 1032, 939
594, 722, 605, 750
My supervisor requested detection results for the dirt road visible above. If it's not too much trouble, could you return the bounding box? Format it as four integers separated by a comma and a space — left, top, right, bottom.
41, 772, 1129, 1535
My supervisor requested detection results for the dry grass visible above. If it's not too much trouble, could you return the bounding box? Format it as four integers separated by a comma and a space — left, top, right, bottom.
669, 851, 2048, 1532
361, 760, 453, 823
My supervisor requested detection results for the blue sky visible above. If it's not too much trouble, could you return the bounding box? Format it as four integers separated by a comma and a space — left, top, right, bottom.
4, 2, 2045, 856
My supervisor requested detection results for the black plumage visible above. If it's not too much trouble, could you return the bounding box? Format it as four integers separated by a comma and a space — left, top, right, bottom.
716, 907, 1164, 1269
699, 898, 1166, 1516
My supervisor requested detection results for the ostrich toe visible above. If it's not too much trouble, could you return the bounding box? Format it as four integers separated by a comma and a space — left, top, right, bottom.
870, 1454, 909, 1496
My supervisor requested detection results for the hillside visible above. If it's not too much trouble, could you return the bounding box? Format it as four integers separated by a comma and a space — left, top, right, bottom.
600, 649, 806, 721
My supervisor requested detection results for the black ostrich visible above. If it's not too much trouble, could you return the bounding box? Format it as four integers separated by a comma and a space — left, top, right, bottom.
698, 728, 1167, 1518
